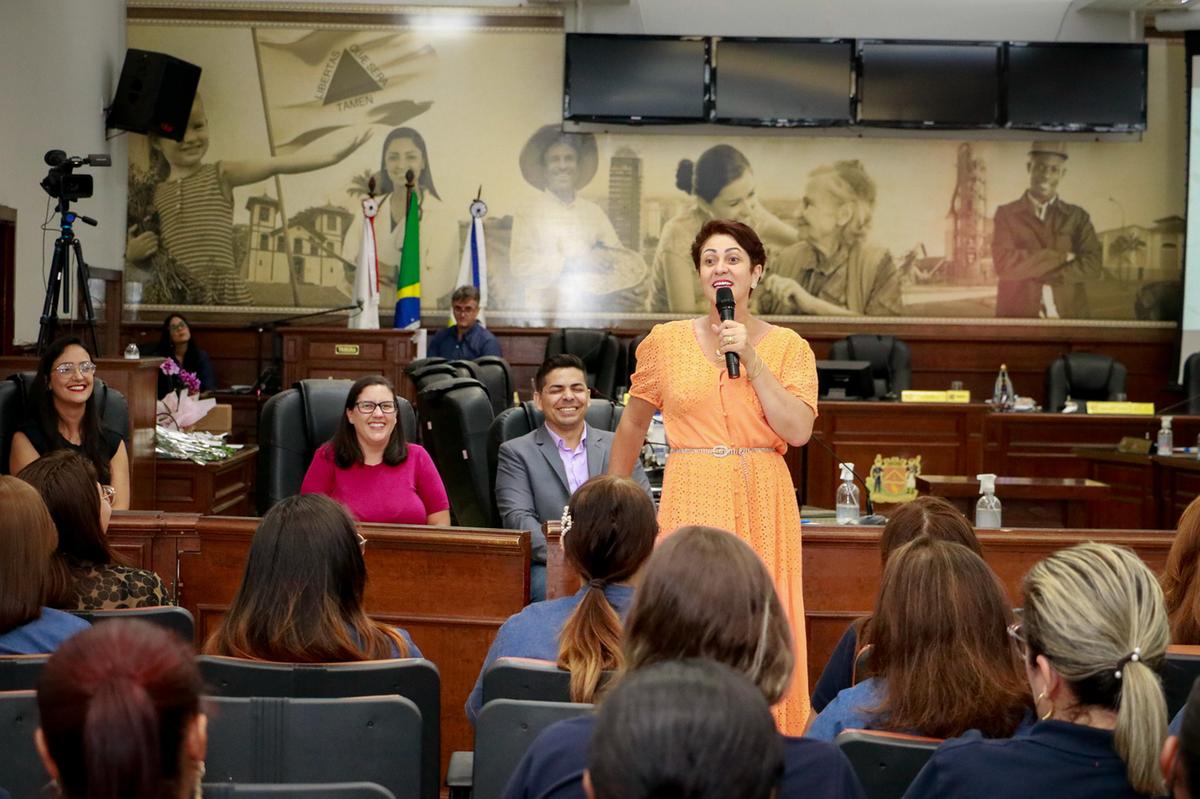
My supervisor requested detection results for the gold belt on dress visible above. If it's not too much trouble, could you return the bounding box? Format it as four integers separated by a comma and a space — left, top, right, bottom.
669, 446, 775, 458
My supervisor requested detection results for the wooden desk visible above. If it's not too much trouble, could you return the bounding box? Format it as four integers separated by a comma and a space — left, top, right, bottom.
916, 474, 1108, 528
280, 328, 418, 401
155, 446, 257, 515
0, 356, 161, 508
1077, 450, 1200, 529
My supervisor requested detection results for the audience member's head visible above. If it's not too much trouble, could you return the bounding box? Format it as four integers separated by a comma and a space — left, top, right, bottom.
557, 475, 658, 702
585, 659, 783, 799
332, 375, 408, 468
36, 620, 205, 799
0, 476, 58, 635
623, 525, 794, 705
1163, 494, 1200, 644
1164, 678, 1200, 798
879, 495, 981, 564
1021, 542, 1169, 796
203, 493, 409, 661
864, 536, 1028, 738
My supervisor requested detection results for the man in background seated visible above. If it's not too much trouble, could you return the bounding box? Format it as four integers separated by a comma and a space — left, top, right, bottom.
495, 354, 651, 601
428, 284, 502, 360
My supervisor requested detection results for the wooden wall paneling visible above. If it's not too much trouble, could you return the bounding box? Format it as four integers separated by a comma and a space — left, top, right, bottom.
124, 323, 269, 389
1160, 455, 1200, 529
1079, 451, 1160, 529
279, 327, 417, 401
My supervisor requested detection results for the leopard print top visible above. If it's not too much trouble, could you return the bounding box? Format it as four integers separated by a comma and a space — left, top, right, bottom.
67, 560, 170, 611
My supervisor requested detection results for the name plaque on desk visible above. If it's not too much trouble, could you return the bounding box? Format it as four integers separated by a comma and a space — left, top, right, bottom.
334, 344, 361, 356
1086, 401, 1155, 416
900, 390, 971, 404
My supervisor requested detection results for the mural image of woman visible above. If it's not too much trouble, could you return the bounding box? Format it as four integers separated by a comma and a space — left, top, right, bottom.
508, 125, 646, 312
344, 127, 461, 309
126, 93, 370, 306
758, 160, 903, 317
648, 144, 817, 314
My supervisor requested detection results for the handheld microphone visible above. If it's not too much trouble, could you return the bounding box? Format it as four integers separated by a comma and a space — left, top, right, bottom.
806, 432, 887, 523
715, 287, 740, 379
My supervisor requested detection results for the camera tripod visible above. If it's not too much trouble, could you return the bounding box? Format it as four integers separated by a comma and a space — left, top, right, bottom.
37, 196, 100, 356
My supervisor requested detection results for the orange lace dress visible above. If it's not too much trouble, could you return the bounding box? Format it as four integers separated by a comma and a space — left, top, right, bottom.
629, 319, 818, 733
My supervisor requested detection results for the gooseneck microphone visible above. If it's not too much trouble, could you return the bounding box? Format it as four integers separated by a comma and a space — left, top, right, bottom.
806, 432, 887, 524
715, 286, 740, 378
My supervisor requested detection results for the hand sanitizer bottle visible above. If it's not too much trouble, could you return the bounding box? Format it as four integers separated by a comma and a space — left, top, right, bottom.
836, 463, 860, 525
1158, 416, 1174, 457
975, 473, 1002, 528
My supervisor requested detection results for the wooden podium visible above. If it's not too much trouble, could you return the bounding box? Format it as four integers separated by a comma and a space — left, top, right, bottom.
279, 327, 418, 400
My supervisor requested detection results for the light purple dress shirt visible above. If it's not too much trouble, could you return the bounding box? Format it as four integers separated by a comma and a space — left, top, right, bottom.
547, 425, 589, 494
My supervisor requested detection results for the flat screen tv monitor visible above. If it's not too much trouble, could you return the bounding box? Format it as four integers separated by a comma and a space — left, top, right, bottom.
1006, 42, 1146, 131
858, 41, 1002, 128
564, 34, 708, 123
817, 360, 876, 400
712, 38, 853, 126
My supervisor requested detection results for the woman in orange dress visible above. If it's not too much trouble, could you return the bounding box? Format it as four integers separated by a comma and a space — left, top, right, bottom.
609, 218, 818, 733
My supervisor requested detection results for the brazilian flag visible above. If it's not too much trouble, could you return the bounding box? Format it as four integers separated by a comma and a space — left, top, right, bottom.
394, 189, 421, 329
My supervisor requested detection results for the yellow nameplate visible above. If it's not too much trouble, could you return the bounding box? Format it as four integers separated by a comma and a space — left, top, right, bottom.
1086, 401, 1155, 416
900, 390, 971, 404
334, 344, 361, 356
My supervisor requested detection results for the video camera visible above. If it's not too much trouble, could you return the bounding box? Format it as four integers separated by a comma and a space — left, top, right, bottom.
41, 150, 111, 202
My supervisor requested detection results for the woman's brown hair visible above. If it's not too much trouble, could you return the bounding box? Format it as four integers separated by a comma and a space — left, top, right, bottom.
556, 476, 657, 703
1163, 494, 1200, 644
19, 450, 119, 608
203, 494, 408, 661
864, 536, 1029, 739
623, 526, 794, 705
0, 476, 59, 632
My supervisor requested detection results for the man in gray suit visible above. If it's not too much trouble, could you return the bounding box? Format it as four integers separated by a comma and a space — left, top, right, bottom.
495, 353, 652, 601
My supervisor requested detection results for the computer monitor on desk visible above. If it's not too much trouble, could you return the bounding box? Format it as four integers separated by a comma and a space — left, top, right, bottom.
817, 359, 875, 400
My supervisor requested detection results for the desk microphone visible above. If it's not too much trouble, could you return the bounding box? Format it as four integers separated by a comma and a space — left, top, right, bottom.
1152, 392, 1200, 417
806, 432, 887, 525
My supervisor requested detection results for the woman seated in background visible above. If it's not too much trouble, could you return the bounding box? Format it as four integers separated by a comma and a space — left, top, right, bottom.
9, 336, 130, 508
154, 313, 217, 397
812, 496, 982, 712
36, 620, 206, 799
18, 450, 169, 610
301, 375, 450, 526
807, 536, 1029, 742
905, 542, 1169, 798
586, 659, 784, 799
466, 475, 657, 725
1162, 493, 1200, 645
0, 477, 90, 654
500, 525, 865, 799
204, 493, 420, 661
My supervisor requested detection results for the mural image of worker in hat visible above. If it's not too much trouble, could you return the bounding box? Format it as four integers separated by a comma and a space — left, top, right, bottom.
991, 141, 1102, 319
508, 125, 648, 313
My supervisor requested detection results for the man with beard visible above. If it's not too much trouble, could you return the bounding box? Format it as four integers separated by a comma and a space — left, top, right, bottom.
495, 354, 651, 601
991, 142, 1102, 318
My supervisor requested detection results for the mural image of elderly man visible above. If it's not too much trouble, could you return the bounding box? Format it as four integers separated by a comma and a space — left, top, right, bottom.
648, 144, 802, 314
991, 142, 1102, 318
508, 126, 647, 312
343, 127, 461, 310
427, 285, 501, 360
756, 160, 902, 317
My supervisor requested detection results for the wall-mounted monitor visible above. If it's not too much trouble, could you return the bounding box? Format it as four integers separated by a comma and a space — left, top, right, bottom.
564, 34, 708, 123
712, 38, 853, 127
858, 41, 1002, 128
1006, 42, 1147, 131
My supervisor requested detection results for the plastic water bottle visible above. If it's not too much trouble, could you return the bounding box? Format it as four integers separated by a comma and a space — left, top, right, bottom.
835, 463, 860, 525
992, 364, 1015, 411
975, 473, 1002, 528
123, 343, 140, 360
1157, 416, 1174, 457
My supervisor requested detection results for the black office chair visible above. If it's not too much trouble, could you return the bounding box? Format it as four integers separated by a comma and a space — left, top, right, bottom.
257, 379, 417, 514
198, 656, 440, 799
828, 335, 912, 399
474, 356, 516, 418
1163, 646, 1200, 720
409, 363, 461, 455
544, 329, 622, 400
0, 690, 46, 799
1043, 353, 1128, 412
619, 332, 650, 396
71, 606, 194, 642
417, 377, 495, 527
0, 654, 50, 691
205, 695, 422, 799
1181, 352, 1200, 415
482, 657, 614, 705
835, 729, 940, 799
403, 357, 448, 377
203, 783, 396, 798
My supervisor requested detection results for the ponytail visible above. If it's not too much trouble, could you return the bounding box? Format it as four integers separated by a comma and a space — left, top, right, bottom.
558, 581, 623, 703
84, 679, 165, 799
1113, 657, 1168, 796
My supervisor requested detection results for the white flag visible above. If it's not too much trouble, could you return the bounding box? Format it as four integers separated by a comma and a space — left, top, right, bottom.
350, 197, 381, 330
455, 217, 488, 325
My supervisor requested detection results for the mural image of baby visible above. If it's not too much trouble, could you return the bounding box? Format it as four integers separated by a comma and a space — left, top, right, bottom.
127, 94, 371, 306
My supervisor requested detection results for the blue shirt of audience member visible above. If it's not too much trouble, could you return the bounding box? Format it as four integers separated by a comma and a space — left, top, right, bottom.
812, 622, 860, 713
428, 322, 501, 361
0, 608, 90, 655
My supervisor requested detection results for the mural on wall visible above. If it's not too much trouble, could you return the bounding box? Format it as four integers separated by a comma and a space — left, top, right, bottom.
124, 7, 1186, 324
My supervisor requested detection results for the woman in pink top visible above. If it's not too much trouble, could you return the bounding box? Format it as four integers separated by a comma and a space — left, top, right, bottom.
301, 376, 450, 525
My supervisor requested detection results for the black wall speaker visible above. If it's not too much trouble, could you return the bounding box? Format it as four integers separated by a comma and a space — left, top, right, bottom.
106, 49, 201, 141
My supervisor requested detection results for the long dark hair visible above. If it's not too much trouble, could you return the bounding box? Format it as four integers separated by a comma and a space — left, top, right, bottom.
31, 336, 110, 483
331, 376, 408, 468
203, 494, 409, 662
0, 476, 58, 633
38, 620, 204, 799
377, 127, 440, 200
675, 144, 751, 204
556, 476, 657, 703
154, 314, 203, 374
